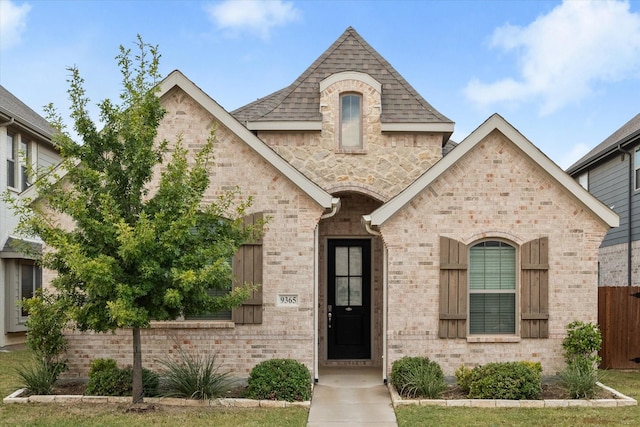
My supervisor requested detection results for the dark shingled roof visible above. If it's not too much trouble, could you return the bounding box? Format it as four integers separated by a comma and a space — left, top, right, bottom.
566, 113, 640, 174
0, 84, 53, 139
231, 27, 452, 126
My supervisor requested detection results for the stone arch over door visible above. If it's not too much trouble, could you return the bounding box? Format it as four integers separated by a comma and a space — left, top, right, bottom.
318, 192, 384, 367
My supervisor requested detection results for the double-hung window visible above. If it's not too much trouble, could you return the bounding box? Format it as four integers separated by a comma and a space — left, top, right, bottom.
20, 262, 42, 317
20, 139, 30, 191
635, 148, 640, 191
6, 133, 32, 191
6, 133, 16, 188
469, 241, 516, 334
340, 93, 362, 150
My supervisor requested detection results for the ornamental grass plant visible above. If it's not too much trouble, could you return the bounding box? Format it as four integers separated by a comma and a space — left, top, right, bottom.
158, 346, 232, 400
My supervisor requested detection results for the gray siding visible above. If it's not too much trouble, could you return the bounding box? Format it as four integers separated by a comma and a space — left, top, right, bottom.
588, 152, 629, 247
586, 143, 640, 248
37, 144, 60, 170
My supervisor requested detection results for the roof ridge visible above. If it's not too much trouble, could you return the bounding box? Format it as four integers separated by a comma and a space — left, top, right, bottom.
344, 28, 451, 123
231, 28, 354, 121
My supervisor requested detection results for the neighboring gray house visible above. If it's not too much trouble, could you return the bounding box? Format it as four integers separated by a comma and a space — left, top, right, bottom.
0, 85, 60, 348
567, 113, 640, 287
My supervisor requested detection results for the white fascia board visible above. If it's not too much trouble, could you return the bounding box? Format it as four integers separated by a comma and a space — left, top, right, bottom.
159, 71, 335, 210
368, 114, 619, 228
245, 121, 322, 131
320, 72, 381, 93
381, 122, 455, 133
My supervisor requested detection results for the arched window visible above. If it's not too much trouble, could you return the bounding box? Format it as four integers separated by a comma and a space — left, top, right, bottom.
340, 93, 362, 149
469, 241, 516, 334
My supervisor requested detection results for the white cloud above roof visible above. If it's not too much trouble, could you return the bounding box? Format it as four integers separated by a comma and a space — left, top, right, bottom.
0, 0, 31, 51
205, 0, 300, 39
464, 0, 640, 115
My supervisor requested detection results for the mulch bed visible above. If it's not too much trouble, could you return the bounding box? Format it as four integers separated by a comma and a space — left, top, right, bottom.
49, 381, 616, 400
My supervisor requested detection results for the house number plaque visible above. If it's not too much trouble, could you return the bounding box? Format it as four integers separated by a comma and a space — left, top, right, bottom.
277, 294, 299, 307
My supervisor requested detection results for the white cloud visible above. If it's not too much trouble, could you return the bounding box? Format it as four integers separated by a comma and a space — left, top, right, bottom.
465, 1, 640, 115
0, 0, 31, 51
205, 0, 300, 39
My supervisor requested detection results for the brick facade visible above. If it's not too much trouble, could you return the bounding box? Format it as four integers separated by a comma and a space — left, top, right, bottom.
598, 241, 640, 287
57, 64, 612, 380
380, 130, 607, 374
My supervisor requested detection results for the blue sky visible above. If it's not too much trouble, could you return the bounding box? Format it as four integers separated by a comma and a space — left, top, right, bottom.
1, 0, 639, 169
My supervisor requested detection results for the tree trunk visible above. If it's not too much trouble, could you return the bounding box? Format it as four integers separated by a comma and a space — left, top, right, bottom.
131, 327, 143, 404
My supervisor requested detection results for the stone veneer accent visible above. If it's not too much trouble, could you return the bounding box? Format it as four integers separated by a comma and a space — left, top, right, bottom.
257, 79, 444, 201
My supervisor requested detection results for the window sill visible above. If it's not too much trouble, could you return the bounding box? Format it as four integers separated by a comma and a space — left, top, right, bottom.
466, 335, 521, 343
336, 149, 367, 154
149, 320, 235, 329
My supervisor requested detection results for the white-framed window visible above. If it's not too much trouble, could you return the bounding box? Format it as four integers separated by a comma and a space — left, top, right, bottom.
5, 133, 32, 191
635, 148, 640, 191
19, 261, 42, 318
4, 259, 42, 331
469, 240, 516, 335
6, 132, 16, 188
340, 93, 362, 150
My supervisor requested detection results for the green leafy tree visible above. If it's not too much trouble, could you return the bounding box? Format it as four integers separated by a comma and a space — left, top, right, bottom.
6, 36, 261, 403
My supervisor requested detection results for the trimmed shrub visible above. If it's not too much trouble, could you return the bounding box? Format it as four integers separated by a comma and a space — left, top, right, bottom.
455, 365, 473, 393
562, 321, 602, 370
246, 359, 311, 402
468, 362, 542, 399
391, 356, 446, 399
86, 358, 159, 397
158, 347, 232, 400
560, 321, 602, 398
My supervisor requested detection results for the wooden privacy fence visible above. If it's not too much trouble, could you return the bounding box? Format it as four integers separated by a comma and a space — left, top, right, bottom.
598, 286, 640, 369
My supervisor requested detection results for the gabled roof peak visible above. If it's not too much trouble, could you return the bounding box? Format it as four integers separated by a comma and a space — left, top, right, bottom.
231, 27, 453, 129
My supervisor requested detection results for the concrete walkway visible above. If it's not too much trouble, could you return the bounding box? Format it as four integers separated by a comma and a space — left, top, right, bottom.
307, 367, 398, 427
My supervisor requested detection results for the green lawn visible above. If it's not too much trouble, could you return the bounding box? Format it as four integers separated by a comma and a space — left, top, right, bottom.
0, 350, 309, 427
395, 369, 640, 427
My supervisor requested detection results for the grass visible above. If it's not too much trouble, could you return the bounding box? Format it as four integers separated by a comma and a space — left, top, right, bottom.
395, 369, 640, 427
0, 350, 308, 427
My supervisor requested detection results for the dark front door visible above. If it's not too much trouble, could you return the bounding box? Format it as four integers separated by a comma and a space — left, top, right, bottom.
327, 239, 371, 359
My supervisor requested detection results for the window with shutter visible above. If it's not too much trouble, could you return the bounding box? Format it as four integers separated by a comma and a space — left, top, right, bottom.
232, 212, 263, 324
520, 237, 549, 338
468, 241, 516, 335
439, 236, 467, 338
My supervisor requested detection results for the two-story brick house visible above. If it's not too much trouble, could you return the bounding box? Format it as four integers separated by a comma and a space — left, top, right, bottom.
59, 27, 617, 381
1, 85, 60, 348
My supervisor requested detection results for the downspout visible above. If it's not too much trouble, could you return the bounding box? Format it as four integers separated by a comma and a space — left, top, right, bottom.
314, 198, 341, 383
363, 216, 388, 384
617, 144, 633, 286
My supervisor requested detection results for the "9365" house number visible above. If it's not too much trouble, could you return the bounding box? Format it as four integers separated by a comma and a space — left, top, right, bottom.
277, 294, 299, 306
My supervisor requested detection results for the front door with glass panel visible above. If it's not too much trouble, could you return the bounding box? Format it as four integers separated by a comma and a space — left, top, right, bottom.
327, 239, 371, 359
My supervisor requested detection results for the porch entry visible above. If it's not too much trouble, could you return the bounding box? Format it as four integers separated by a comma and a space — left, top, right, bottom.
327, 239, 371, 359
